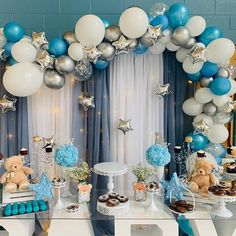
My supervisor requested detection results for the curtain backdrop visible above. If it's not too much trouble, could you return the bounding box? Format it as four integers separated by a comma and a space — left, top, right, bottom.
109, 53, 164, 192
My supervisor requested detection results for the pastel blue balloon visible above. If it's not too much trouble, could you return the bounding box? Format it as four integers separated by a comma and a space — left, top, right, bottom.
150, 15, 169, 30
186, 72, 201, 82
101, 18, 111, 28
210, 77, 231, 95
198, 26, 222, 46
201, 61, 218, 77
166, 3, 189, 29
205, 143, 227, 165
187, 132, 208, 151
4, 22, 24, 42
94, 59, 109, 70
49, 38, 68, 56
4, 42, 13, 57
134, 43, 148, 54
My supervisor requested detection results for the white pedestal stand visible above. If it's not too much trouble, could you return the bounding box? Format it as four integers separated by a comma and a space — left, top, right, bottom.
53, 182, 66, 209
146, 189, 160, 211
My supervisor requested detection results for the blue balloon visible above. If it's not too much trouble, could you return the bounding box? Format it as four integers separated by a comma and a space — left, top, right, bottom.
187, 132, 208, 151
148, 15, 154, 23
201, 61, 218, 77
166, 3, 189, 29
4, 22, 24, 43
150, 15, 169, 30
210, 77, 231, 96
205, 143, 227, 165
101, 18, 111, 28
4, 42, 13, 57
134, 43, 148, 54
198, 26, 222, 46
94, 59, 109, 70
48, 38, 68, 56
9, 57, 17, 65
186, 72, 201, 82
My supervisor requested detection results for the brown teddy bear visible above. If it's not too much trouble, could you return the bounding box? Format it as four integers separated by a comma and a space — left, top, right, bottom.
188, 158, 219, 195
0, 155, 33, 193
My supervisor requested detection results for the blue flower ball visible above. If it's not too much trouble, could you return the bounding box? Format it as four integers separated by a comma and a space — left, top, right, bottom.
146, 144, 171, 167
55, 144, 79, 167
205, 143, 227, 165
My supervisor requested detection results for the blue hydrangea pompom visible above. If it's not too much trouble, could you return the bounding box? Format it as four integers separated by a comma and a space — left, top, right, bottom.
55, 144, 79, 167
146, 144, 171, 167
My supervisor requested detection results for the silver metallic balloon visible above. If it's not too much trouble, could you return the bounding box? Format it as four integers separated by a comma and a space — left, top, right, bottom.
105, 25, 122, 43
203, 102, 218, 116
73, 60, 93, 81
97, 42, 115, 61
44, 69, 65, 89
200, 77, 214, 87
63, 31, 77, 45
184, 37, 197, 49
216, 67, 230, 78
140, 32, 154, 47
54, 55, 75, 75
172, 26, 191, 46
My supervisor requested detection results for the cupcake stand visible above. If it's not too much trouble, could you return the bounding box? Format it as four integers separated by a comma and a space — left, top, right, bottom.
94, 162, 129, 216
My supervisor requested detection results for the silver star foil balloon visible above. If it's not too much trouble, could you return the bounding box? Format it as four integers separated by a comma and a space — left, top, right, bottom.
155, 83, 171, 97
117, 119, 133, 135
36, 50, 54, 71
222, 101, 236, 114
42, 135, 55, 149
187, 43, 206, 64
83, 45, 102, 64
0, 48, 6, 61
228, 64, 236, 79
0, 95, 17, 113
73, 60, 93, 81
32, 32, 48, 49
192, 119, 210, 134
154, 132, 170, 147
112, 35, 133, 55
145, 25, 164, 44
79, 94, 95, 111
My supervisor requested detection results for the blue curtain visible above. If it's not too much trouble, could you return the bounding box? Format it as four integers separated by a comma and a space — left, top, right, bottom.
0, 62, 29, 158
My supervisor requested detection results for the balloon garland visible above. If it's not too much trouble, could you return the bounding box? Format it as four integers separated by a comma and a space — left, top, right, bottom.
0, 3, 235, 148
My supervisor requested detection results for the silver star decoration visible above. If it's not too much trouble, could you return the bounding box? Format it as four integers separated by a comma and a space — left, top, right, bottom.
187, 43, 206, 64
155, 83, 171, 97
145, 25, 164, 44
112, 35, 133, 55
42, 135, 55, 149
36, 50, 54, 71
0, 48, 6, 61
154, 132, 170, 147
83, 45, 102, 64
0, 95, 17, 113
228, 64, 236, 79
79, 94, 95, 111
32, 32, 48, 49
117, 119, 133, 135
192, 119, 210, 134
222, 101, 236, 114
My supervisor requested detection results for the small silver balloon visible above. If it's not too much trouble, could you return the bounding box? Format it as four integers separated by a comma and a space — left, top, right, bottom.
150, 3, 169, 17
216, 67, 230, 78
73, 60, 93, 81
203, 102, 218, 116
63, 31, 77, 45
200, 77, 214, 87
184, 37, 197, 49
44, 69, 65, 90
144, 25, 164, 45
97, 42, 115, 61
105, 25, 122, 43
172, 26, 191, 46
140, 32, 154, 47
54, 55, 75, 75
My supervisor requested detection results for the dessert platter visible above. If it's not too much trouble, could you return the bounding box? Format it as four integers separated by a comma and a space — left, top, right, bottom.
168, 199, 194, 215
145, 181, 161, 211
223, 162, 236, 179
66, 204, 80, 214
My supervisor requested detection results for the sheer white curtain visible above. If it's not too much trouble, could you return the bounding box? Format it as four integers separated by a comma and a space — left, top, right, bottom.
109, 53, 164, 193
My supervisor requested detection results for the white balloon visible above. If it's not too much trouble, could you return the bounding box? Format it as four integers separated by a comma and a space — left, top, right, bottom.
166, 40, 180, 51
227, 78, 236, 96
195, 88, 213, 104
182, 97, 203, 116
213, 95, 231, 107
3, 62, 43, 97
176, 47, 190, 63
207, 124, 229, 144
119, 7, 149, 39
205, 38, 235, 64
11, 41, 37, 63
183, 56, 204, 74
193, 113, 213, 127
68, 42, 85, 61
186, 16, 206, 37
75, 14, 105, 47
159, 29, 172, 44
149, 42, 166, 55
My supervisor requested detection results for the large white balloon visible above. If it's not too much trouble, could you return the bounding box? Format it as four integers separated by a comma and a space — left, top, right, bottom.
186, 16, 206, 37
213, 95, 231, 107
207, 124, 229, 144
166, 40, 180, 51
183, 56, 204, 74
68, 42, 85, 61
149, 42, 166, 55
119, 7, 149, 39
194, 88, 213, 104
176, 47, 190, 63
182, 97, 203, 116
11, 41, 37, 63
193, 113, 213, 127
205, 38, 235, 64
3, 63, 43, 97
75, 15, 105, 47
227, 78, 236, 96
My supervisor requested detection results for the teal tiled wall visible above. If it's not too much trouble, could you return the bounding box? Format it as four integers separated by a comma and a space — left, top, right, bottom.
0, 0, 235, 42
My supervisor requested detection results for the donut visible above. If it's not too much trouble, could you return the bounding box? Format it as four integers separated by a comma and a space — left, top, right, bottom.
117, 195, 129, 203
108, 192, 119, 199
208, 186, 216, 192
175, 200, 187, 206
106, 199, 120, 207
227, 189, 236, 196
98, 195, 109, 203
186, 204, 193, 211
146, 181, 159, 191
176, 206, 186, 214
